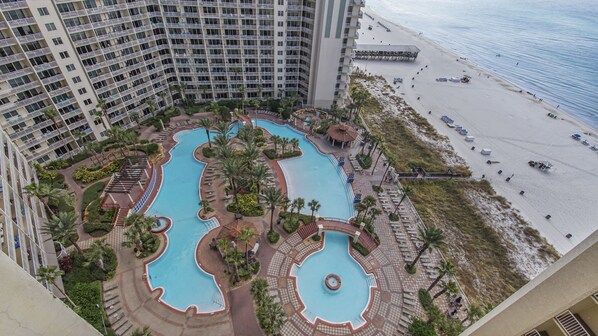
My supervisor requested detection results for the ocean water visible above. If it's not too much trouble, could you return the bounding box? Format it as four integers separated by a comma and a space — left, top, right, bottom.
369, 0, 598, 130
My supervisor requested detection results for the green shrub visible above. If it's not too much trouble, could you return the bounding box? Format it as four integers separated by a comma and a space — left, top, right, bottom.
312, 234, 321, 242
34, 163, 58, 182
83, 221, 113, 236
263, 149, 301, 160
419, 288, 434, 310
263, 149, 277, 160
351, 242, 370, 256
283, 217, 302, 233
202, 146, 216, 158
356, 153, 372, 169
68, 281, 107, 332
372, 185, 383, 193
66, 151, 92, 165
140, 139, 149, 144
73, 160, 123, 183
87, 199, 116, 223
81, 182, 106, 215
279, 211, 312, 224
226, 193, 264, 216
389, 213, 400, 221
46, 159, 69, 170
145, 143, 159, 155
408, 318, 437, 336
267, 230, 280, 244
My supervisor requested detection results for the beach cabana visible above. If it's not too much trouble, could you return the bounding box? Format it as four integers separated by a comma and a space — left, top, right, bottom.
326, 124, 358, 149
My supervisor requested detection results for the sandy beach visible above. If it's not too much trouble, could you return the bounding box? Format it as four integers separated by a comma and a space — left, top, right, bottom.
355, 8, 598, 254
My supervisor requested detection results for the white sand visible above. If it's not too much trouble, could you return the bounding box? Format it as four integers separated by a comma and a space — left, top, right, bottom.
355, 9, 598, 254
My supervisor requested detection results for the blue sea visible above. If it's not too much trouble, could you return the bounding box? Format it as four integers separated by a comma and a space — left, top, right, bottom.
369, 0, 598, 130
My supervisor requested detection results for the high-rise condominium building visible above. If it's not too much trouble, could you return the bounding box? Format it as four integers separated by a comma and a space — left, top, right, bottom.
0, 0, 364, 164
0, 127, 52, 278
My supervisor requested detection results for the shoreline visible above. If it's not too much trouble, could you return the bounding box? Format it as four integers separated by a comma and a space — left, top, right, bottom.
355, 9, 598, 254
366, 7, 598, 135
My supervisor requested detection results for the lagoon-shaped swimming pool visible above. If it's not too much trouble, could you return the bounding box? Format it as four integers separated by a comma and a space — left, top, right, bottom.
145, 127, 236, 313
254, 119, 355, 221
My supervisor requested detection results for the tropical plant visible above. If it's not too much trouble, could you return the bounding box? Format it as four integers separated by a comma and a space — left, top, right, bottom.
270, 135, 281, 154
406, 226, 446, 270
462, 304, 484, 325
367, 207, 382, 223
360, 195, 377, 222
379, 157, 397, 187
122, 213, 155, 253
239, 227, 256, 266
354, 202, 367, 222
214, 120, 231, 137
307, 199, 321, 223
290, 138, 299, 152
198, 118, 213, 147
433, 279, 457, 300
95, 98, 110, 130
42, 211, 82, 254
130, 111, 141, 129
371, 143, 386, 174
261, 187, 283, 233
221, 157, 243, 204
256, 296, 285, 335
243, 144, 260, 170
427, 260, 456, 292
24, 183, 65, 216
250, 277, 269, 305
294, 197, 305, 216
130, 326, 153, 336
225, 247, 244, 283
42, 108, 62, 139
83, 238, 111, 271
145, 98, 157, 118
250, 164, 269, 196
217, 238, 231, 273
37, 265, 77, 307
199, 200, 214, 217
394, 186, 412, 214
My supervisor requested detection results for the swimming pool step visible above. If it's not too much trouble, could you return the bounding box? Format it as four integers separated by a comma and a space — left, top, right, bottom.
212, 293, 225, 308
203, 218, 219, 231
352, 316, 367, 328
366, 274, 377, 288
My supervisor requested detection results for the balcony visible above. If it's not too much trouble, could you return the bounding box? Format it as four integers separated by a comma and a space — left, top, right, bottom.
0, 67, 32, 82
33, 61, 58, 72
6, 16, 35, 27
17, 32, 44, 43
0, 0, 26, 10
40, 73, 65, 85
0, 37, 16, 47
23, 47, 51, 58
0, 53, 25, 66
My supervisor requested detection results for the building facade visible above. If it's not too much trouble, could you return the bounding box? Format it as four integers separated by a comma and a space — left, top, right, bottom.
462, 230, 598, 336
0, 127, 52, 278
0, 0, 363, 164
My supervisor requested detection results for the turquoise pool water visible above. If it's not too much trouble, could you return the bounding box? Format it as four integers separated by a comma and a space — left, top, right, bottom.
145, 126, 236, 313
254, 119, 355, 221
291, 232, 376, 328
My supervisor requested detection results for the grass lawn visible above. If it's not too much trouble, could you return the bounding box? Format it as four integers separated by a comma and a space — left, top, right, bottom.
81, 181, 106, 216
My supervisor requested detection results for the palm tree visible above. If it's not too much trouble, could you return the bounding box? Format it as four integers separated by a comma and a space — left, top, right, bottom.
307, 199, 320, 223
130, 326, 153, 336
131, 111, 141, 129
239, 85, 246, 114
158, 90, 168, 108
214, 120, 231, 137
462, 304, 484, 325
124, 213, 155, 230
261, 187, 283, 233
42, 212, 82, 254
371, 143, 385, 175
225, 248, 244, 283
199, 199, 214, 218
170, 82, 187, 102
145, 98, 157, 118
280, 138, 289, 155
295, 197, 305, 217
251, 164, 269, 196
107, 126, 127, 158
83, 238, 111, 271
406, 226, 446, 270
427, 260, 456, 292
367, 134, 382, 157
95, 98, 110, 130
37, 265, 77, 307
256, 298, 285, 335
367, 207, 382, 223
71, 129, 84, 148
290, 138, 299, 152
42, 108, 62, 139
217, 238, 231, 273
432, 279, 457, 300
84, 142, 102, 166
122, 223, 146, 252
24, 183, 64, 217
306, 119, 316, 134
360, 195, 377, 222
221, 157, 243, 204
354, 202, 367, 222
351, 87, 369, 117
379, 157, 396, 187
214, 134, 231, 150
239, 227, 256, 265
250, 278, 269, 306
198, 118, 213, 147
359, 131, 371, 155
243, 144, 260, 169
270, 135, 280, 155
393, 186, 413, 214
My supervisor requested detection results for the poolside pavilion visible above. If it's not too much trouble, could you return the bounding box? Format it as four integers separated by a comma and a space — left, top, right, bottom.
326, 124, 358, 148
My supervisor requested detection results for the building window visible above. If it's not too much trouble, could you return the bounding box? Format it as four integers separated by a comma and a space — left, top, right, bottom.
277, 51, 283, 55
277, 60, 283, 64
77, 88, 87, 95
38, 7, 50, 16
278, 22, 284, 27
277, 32, 283, 37
83, 98, 92, 105
277, 41, 283, 46
45, 23, 57, 31
66, 64, 75, 71
72, 76, 81, 83
52, 37, 63, 45
278, 11, 284, 16
59, 51, 69, 59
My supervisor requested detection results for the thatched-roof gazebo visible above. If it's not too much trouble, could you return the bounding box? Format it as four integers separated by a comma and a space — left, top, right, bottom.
215, 220, 257, 254
326, 124, 358, 148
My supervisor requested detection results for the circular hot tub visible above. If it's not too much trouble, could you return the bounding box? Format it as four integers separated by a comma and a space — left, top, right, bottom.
325, 273, 342, 291
151, 216, 171, 233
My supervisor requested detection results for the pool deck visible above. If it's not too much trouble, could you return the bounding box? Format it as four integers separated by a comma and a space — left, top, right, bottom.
103, 112, 453, 336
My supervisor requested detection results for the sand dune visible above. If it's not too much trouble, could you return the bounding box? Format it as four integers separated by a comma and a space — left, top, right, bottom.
356, 8, 598, 254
